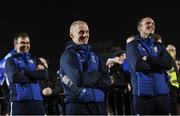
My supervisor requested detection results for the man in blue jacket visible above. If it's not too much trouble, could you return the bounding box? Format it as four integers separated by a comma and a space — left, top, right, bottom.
126, 16, 173, 115
59, 20, 110, 115
5, 32, 48, 115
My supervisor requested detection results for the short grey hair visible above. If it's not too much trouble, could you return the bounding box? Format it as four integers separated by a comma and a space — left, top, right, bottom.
70, 20, 87, 33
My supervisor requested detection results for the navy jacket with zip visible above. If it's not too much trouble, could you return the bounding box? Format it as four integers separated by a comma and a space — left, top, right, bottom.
60, 40, 110, 103
5, 52, 48, 102
126, 35, 173, 96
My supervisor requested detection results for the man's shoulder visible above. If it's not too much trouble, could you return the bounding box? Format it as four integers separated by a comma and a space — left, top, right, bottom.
126, 36, 135, 44
126, 38, 138, 47
6, 54, 17, 61
60, 49, 76, 60
126, 35, 141, 45
5, 56, 15, 66
62, 48, 77, 56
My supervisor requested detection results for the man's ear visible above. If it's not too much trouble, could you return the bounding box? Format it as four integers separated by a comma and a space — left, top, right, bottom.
137, 26, 141, 32
70, 33, 74, 39
14, 42, 17, 49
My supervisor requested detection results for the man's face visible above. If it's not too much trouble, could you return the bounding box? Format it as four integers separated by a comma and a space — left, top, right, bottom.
138, 18, 155, 36
15, 37, 30, 53
115, 53, 126, 64
167, 46, 176, 59
70, 23, 89, 45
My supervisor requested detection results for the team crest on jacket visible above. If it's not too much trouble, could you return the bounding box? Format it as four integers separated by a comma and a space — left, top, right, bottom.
28, 60, 34, 64
153, 46, 158, 52
91, 56, 96, 63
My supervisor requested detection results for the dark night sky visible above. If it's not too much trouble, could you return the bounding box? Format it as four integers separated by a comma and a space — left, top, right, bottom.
0, 1, 179, 71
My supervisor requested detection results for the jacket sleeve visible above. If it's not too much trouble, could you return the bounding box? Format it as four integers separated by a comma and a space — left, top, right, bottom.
23, 69, 48, 81
79, 53, 111, 88
23, 57, 48, 81
79, 71, 102, 86
5, 57, 30, 83
146, 44, 173, 70
92, 56, 111, 89
126, 41, 152, 72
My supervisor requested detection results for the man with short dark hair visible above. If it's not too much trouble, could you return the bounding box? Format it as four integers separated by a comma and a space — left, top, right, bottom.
126, 17, 173, 115
5, 32, 48, 115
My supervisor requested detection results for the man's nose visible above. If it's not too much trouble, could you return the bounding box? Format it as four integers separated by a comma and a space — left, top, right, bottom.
149, 22, 154, 26
23, 44, 28, 46
83, 33, 87, 37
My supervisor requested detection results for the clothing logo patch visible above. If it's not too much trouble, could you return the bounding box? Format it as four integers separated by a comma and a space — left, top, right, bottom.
80, 59, 85, 62
91, 56, 96, 63
154, 47, 158, 52
17, 60, 22, 63
28, 60, 34, 64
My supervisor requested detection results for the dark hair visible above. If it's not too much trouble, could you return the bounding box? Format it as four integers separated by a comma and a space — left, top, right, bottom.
137, 16, 153, 28
113, 50, 125, 57
14, 32, 29, 44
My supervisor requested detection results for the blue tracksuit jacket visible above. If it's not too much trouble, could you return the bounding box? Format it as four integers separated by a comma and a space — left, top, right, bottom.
60, 40, 110, 103
126, 35, 173, 96
5, 52, 48, 102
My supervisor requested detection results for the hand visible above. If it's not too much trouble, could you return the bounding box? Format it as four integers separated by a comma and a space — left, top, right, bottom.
36, 57, 48, 70
127, 83, 131, 92
36, 64, 45, 70
42, 87, 52, 96
39, 57, 48, 68
106, 58, 115, 68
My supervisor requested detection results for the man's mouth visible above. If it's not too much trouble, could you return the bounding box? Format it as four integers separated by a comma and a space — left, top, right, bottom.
80, 36, 88, 40
20, 46, 29, 52
147, 26, 154, 31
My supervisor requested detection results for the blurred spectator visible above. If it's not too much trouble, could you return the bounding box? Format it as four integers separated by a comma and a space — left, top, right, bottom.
106, 50, 132, 115
166, 44, 180, 114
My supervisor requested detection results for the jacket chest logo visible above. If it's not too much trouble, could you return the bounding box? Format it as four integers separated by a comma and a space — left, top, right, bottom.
153, 46, 158, 53
78, 54, 97, 64
91, 56, 96, 63
28, 59, 34, 64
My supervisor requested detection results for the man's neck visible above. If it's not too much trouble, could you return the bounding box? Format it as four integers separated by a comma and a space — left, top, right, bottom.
140, 33, 153, 39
